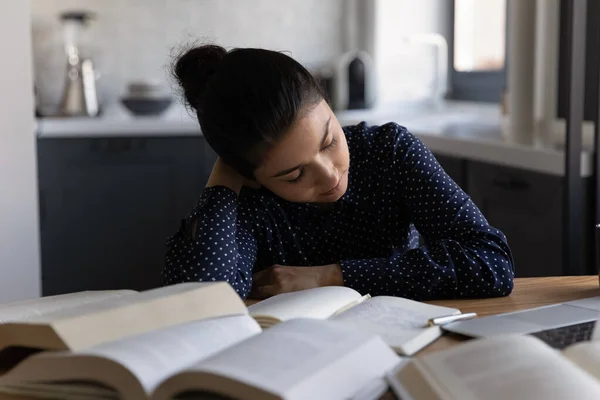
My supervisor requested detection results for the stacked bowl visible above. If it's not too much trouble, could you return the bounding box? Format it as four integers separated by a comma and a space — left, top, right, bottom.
121, 80, 172, 116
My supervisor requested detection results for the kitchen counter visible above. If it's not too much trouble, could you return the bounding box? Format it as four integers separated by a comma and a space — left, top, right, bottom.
36, 101, 594, 177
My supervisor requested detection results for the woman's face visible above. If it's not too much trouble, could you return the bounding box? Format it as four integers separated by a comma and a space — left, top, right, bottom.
254, 100, 350, 203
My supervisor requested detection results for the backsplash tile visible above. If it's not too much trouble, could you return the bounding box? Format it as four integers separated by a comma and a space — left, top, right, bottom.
32, 0, 344, 112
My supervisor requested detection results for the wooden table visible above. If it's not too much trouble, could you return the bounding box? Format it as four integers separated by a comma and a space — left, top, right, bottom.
418, 275, 600, 355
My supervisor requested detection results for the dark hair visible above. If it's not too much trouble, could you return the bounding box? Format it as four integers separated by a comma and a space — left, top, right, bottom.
173, 44, 325, 179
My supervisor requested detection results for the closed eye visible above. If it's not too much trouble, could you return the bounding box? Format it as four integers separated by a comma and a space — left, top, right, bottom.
322, 137, 337, 152
287, 168, 305, 184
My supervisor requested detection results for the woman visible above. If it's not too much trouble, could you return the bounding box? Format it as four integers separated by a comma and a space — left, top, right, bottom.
162, 44, 514, 300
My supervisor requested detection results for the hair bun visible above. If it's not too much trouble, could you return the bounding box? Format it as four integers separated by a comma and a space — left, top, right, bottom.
173, 44, 227, 112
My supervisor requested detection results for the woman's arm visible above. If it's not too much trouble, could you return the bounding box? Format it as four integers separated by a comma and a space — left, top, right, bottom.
339, 125, 515, 300
161, 160, 258, 298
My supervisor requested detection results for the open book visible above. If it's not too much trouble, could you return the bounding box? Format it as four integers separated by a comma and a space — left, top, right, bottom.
0, 317, 401, 400
248, 286, 461, 355
0, 282, 246, 356
387, 334, 600, 400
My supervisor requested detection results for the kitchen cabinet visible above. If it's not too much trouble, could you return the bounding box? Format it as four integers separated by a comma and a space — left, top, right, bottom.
434, 151, 594, 277
466, 160, 594, 278
37, 136, 217, 295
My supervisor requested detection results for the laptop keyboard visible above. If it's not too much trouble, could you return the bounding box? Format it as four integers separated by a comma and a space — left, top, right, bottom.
529, 321, 596, 349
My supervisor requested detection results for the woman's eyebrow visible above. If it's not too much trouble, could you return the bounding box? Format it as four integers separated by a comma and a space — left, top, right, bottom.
272, 164, 303, 178
320, 116, 332, 148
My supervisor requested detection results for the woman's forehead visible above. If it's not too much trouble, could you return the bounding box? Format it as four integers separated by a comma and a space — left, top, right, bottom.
257, 101, 331, 174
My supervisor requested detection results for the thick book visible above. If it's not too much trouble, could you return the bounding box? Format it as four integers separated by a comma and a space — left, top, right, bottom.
0, 282, 246, 355
0, 317, 401, 400
248, 286, 461, 355
386, 334, 600, 399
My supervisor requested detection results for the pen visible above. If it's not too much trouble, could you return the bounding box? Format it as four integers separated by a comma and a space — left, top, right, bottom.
428, 312, 478, 327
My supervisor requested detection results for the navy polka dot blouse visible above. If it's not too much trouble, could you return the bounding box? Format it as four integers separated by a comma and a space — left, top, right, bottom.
162, 122, 515, 300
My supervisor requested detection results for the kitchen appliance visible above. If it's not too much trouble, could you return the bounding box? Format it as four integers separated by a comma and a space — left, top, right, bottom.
58, 11, 99, 117
120, 80, 173, 116
332, 50, 376, 111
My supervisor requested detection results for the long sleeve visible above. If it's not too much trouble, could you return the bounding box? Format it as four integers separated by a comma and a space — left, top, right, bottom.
162, 186, 258, 298
339, 125, 514, 300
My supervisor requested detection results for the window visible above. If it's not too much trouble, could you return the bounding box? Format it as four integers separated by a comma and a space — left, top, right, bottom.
448, 0, 507, 102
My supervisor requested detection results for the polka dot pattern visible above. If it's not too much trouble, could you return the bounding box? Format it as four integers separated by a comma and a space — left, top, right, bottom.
162, 122, 515, 300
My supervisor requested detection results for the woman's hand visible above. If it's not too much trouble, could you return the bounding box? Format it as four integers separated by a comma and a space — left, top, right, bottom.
206, 158, 257, 195
249, 264, 344, 299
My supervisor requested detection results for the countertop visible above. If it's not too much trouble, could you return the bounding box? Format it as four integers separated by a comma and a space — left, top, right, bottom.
36, 101, 594, 177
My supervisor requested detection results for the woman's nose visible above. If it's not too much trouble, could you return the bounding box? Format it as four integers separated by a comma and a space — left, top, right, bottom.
318, 163, 338, 189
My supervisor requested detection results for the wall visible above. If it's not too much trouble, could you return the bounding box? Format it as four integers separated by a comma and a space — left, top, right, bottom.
373, 0, 451, 106
0, 1, 42, 302
31, 0, 346, 112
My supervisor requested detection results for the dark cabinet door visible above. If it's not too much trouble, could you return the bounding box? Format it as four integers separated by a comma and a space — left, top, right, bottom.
467, 160, 594, 277
37, 136, 216, 295
467, 161, 565, 277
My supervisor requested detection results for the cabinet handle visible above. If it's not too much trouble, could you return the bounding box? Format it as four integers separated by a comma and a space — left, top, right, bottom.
90, 138, 148, 153
492, 177, 531, 191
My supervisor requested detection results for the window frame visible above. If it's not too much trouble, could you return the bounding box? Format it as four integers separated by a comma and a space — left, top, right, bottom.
446, 0, 508, 103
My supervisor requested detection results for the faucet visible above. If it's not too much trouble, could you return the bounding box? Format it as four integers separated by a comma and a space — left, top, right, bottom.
401, 33, 449, 104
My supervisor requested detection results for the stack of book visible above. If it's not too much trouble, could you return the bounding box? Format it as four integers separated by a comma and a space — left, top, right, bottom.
0, 282, 463, 400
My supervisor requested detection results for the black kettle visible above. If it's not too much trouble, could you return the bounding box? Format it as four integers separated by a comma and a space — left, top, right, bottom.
332, 50, 375, 111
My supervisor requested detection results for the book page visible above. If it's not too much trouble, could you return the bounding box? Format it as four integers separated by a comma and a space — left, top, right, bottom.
247, 286, 364, 322
185, 318, 399, 399
26, 282, 227, 323
8, 315, 261, 396
329, 296, 459, 352
0, 382, 118, 400
0, 291, 135, 323
347, 378, 389, 400
416, 335, 600, 400
78, 315, 261, 394
7, 282, 248, 352
563, 340, 600, 380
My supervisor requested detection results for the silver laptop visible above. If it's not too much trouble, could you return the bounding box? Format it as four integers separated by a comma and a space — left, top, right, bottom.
442, 296, 600, 347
